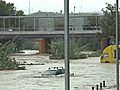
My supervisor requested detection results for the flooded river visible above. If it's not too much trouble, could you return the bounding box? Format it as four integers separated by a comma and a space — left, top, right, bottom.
0, 55, 117, 90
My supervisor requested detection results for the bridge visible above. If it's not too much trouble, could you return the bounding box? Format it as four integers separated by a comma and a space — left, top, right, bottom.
0, 15, 102, 53
0, 15, 102, 38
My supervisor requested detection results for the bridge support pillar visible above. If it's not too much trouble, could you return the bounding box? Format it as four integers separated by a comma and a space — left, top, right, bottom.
100, 38, 107, 51
39, 38, 47, 54
101, 37, 114, 51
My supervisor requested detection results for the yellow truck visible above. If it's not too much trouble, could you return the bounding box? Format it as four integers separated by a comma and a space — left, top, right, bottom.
100, 45, 120, 63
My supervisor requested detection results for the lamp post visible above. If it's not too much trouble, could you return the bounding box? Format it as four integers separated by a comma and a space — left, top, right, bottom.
15, 7, 16, 30
64, 0, 70, 90
95, 12, 98, 30
74, 6, 75, 14
74, 6, 75, 30
116, 0, 119, 90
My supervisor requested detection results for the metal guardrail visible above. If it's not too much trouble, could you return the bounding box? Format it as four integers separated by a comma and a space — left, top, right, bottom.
0, 16, 101, 33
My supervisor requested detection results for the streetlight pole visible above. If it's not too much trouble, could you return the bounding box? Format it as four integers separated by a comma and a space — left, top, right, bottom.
15, 7, 16, 30
64, 0, 70, 90
116, 0, 119, 90
96, 12, 98, 30
74, 6, 75, 30
74, 6, 75, 14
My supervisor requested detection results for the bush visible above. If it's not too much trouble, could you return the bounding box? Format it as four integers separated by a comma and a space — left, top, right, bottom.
49, 37, 87, 59
0, 41, 25, 70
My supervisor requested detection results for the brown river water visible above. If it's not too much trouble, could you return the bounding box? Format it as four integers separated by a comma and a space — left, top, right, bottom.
0, 54, 117, 90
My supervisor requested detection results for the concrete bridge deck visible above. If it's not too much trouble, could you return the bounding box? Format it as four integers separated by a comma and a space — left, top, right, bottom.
0, 30, 102, 39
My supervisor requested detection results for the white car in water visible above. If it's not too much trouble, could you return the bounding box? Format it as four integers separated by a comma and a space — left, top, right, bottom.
42, 67, 65, 77
33, 67, 74, 78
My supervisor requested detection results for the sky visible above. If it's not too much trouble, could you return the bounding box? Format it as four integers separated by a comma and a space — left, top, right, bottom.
4, 0, 116, 14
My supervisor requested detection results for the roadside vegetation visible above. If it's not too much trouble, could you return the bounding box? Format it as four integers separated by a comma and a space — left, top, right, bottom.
0, 40, 25, 70
0, 0, 25, 70
100, 3, 118, 45
49, 37, 101, 59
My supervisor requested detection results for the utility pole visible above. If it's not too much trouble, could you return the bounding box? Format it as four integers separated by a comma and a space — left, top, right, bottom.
64, 0, 70, 90
116, 0, 119, 90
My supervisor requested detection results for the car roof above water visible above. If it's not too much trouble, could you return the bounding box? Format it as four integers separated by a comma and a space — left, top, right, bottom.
48, 67, 64, 70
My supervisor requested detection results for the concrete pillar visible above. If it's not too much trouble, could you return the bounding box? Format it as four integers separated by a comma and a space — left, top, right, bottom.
39, 38, 46, 54
101, 38, 107, 51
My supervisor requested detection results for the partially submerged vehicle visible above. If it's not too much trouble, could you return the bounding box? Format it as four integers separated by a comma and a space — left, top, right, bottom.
33, 67, 74, 78
42, 67, 65, 77
100, 45, 120, 63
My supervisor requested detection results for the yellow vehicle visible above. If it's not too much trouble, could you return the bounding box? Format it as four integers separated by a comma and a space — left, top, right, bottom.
100, 45, 120, 63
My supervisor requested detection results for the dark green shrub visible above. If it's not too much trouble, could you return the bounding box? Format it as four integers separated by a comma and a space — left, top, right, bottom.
49, 37, 87, 59
0, 41, 25, 70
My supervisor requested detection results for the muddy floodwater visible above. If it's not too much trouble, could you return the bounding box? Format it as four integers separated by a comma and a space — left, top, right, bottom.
0, 55, 117, 90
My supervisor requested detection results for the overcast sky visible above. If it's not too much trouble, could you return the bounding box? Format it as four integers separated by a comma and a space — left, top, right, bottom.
4, 0, 115, 14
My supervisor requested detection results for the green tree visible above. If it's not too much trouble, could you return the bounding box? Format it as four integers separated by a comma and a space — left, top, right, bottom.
0, 0, 24, 16
0, 40, 25, 70
0, 0, 15, 16
16, 10, 25, 16
100, 3, 116, 38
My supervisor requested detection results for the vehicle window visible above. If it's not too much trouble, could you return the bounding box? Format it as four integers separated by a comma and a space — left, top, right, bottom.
43, 70, 56, 75
61, 69, 65, 74
55, 69, 61, 75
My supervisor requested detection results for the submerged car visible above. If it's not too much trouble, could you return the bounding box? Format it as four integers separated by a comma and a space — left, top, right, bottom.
42, 67, 65, 77
33, 67, 74, 78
